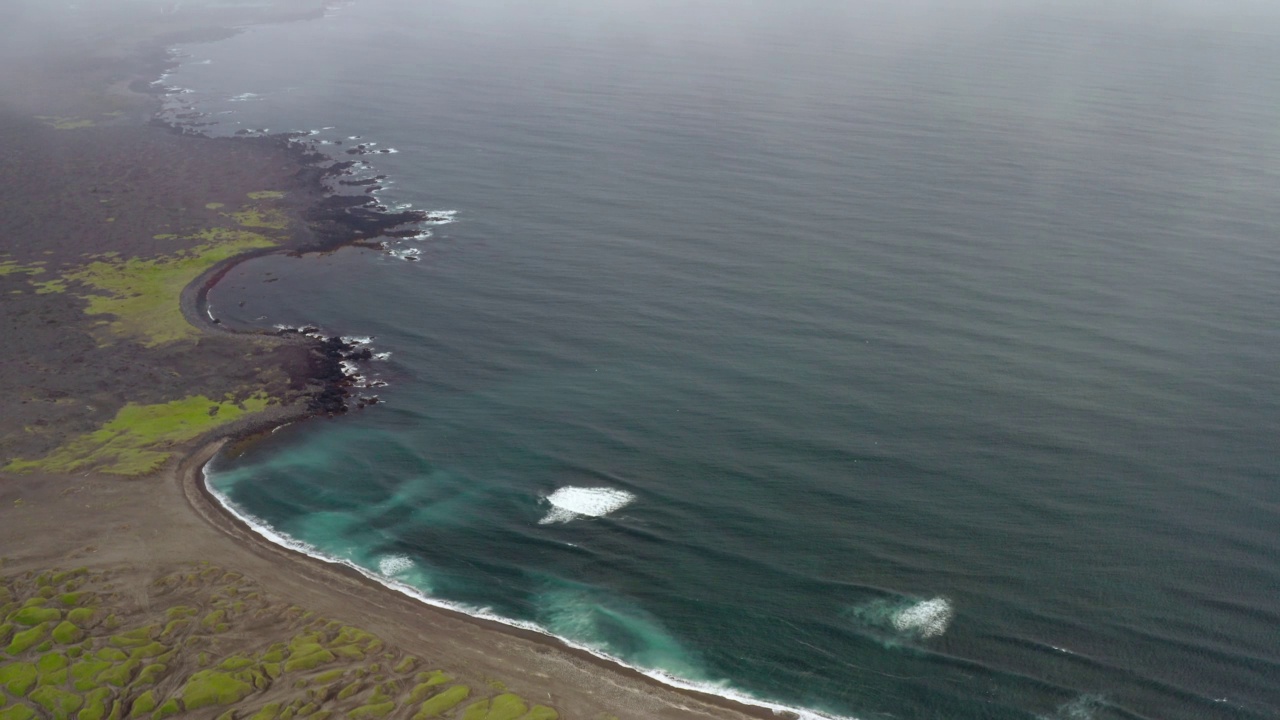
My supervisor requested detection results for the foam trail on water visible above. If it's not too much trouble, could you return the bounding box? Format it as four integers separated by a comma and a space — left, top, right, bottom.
539, 487, 635, 524
891, 598, 953, 638
203, 462, 856, 720
378, 554, 414, 577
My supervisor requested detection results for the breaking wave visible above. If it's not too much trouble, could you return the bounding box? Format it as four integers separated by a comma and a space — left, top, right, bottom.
538, 486, 636, 524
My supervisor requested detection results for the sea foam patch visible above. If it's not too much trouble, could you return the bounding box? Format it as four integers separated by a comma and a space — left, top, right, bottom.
539, 487, 635, 524
850, 595, 954, 641
891, 597, 953, 638
378, 554, 414, 577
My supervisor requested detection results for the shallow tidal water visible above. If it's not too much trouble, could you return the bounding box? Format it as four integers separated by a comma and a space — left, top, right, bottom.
188, 1, 1280, 718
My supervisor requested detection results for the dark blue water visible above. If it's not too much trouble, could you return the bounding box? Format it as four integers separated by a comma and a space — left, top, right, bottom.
187, 1, 1280, 718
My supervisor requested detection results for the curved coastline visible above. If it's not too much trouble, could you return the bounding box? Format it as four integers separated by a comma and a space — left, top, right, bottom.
149, 6, 845, 719
182, 435, 851, 720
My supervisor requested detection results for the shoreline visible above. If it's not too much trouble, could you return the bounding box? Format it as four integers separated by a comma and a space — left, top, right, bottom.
139, 8, 817, 719
181, 437, 818, 720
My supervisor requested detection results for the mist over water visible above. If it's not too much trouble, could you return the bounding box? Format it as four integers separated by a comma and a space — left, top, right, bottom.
194, 1, 1280, 718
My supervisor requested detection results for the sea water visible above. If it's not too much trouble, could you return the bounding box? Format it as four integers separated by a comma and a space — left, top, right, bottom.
189, 1, 1280, 718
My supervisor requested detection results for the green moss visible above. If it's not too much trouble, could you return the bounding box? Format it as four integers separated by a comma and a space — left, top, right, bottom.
6, 622, 50, 655
79, 687, 113, 720
462, 695, 528, 720
135, 663, 166, 686
0, 622, 13, 645
53, 621, 84, 644
95, 659, 138, 687
247, 191, 286, 200
70, 660, 112, 691
152, 699, 181, 719
59, 593, 86, 607
36, 651, 70, 685
180, 670, 255, 709
0, 260, 44, 277
128, 643, 168, 660
95, 648, 127, 662
348, 702, 396, 719
260, 644, 286, 664
249, 702, 281, 720
284, 648, 334, 673
312, 669, 344, 685
164, 607, 195, 621
521, 707, 558, 720
11, 606, 60, 626
67, 608, 96, 626
0, 661, 37, 695
160, 619, 188, 638
219, 655, 254, 671
330, 644, 364, 660
5, 393, 272, 476
335, 680, 364, 700
228, 208, 288, 230
29, 684, 84, 716
129, 690, 156, 717
63, 233, 275, 347
205, 203, 226, 210
200, 610, 225, 630
0, 704, 36, 720
393, 657, 418, 674
413, 685, 470, 719
35, 115, 96, 130
408, 674, 451, 703
33, 279, 68, 294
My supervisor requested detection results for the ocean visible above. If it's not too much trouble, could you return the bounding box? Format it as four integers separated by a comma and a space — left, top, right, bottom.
182, 1, 1280, 718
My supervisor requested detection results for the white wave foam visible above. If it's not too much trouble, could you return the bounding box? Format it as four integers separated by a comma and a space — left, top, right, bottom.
539, 487, 635, 524
891, 597, 952, 638
341, 335, 373, 346
378, 554, 414, 577
202, 465, 856, 720
389, 247, 421, 261
423, 210, 457, 225
229, 92, 261, 102
372, 352, 392, 361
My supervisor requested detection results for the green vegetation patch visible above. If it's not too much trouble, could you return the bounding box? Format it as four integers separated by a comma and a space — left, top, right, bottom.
78, 688, 112, 720
70, 660, 112, 691
461, 694, 527, 720
130, 690, 157, 717
0, 260, 44, 277
35, 115, 96, 130
181, 670, 256, 709
154, 698, 182, 719
0, 661, 37, 696
413, 685, 470, 719
52, 621, 83, 644
5, 393, 271, 476
349, 701, 396, 719
0, 704, 37, 720
10, 606, 60, 626
28, 684, 83, 716
228, 208, 289, 230
62, 232, 276, 346
247, 191, 286, 200
6, 623, 50, 655
523, 706, 558, 720
67, 608, 96, 626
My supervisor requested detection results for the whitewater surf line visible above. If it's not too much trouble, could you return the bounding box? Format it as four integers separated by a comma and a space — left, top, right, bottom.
201, 459, 860, 720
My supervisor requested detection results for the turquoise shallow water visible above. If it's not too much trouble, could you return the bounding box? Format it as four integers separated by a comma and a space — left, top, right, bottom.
188, 1, 1280, 718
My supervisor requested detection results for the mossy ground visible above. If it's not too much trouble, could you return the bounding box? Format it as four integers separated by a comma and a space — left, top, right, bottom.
0, 567, 559, 720
4, 394, 271, 476
0, 190, 312, 475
